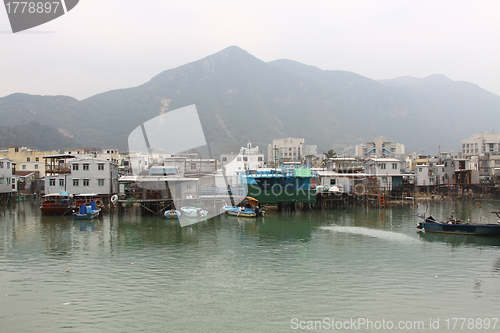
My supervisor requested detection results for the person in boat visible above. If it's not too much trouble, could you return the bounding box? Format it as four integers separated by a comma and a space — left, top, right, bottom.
254, 205, 261, 217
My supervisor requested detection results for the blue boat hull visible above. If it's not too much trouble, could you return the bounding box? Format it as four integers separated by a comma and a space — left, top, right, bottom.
73, 209, 100, 220
422, 222, 500, 236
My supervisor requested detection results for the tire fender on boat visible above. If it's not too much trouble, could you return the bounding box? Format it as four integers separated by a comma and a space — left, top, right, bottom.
95, 199, 104, 207
110, 195, 118, 204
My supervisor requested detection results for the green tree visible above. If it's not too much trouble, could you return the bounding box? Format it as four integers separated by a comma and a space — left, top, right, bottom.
321, 149, 336, 168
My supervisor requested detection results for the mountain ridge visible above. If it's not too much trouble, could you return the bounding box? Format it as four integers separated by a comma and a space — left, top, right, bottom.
1, 46, 499, 155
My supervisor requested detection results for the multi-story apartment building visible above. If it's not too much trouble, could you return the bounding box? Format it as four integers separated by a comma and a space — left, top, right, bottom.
267, 138, 317, 165
462, 132, 500, 157
355, 136, 405, 158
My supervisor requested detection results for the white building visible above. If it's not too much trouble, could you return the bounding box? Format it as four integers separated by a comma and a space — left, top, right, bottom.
267, 137, 317, 165
364, 158, 402, 191
0, 158, 14, 195
44, 157, 119, 195
64, 148, 120, 163
355, 136, 405, 158
220, 142, 265, 176
462, 132, 500, 157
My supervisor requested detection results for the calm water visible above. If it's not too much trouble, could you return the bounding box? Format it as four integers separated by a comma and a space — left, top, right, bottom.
1, 199, 500, 332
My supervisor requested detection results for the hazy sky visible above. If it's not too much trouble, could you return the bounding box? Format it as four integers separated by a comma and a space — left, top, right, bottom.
1, 0, 499, 100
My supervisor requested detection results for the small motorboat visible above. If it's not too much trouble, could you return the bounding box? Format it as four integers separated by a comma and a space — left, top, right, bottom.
416, 211, 500, 236
164, 210, 181, 219
73, 202, 101, 220
180, 206, 208, 218
223, 197, 265, 217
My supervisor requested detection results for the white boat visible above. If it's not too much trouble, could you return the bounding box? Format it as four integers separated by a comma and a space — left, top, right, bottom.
180, 206, 208, 218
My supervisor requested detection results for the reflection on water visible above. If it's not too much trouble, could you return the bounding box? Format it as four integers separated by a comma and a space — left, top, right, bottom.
1, 200, 500, 332
418, 230, 500, 247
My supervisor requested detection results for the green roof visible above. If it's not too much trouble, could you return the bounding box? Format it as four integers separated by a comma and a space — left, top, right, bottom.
295, 168, 312, 178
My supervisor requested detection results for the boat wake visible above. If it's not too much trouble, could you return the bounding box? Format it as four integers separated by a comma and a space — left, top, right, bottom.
321, 226, 421, 244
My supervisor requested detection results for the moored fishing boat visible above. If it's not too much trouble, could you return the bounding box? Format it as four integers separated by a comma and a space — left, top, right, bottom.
164, 210, 181, 219
223, 196, 264, 217
73, 201, 101, 220
416, 211, 500, 236
223, 206, 264, 217
40, 192, 74, 215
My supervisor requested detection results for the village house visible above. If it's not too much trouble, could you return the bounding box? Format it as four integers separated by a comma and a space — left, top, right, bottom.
43, 155, 119, 196
0, 147, 58, 178
220, 142, 265, 175
363, 158, 403, 191
0, 158, 15, 200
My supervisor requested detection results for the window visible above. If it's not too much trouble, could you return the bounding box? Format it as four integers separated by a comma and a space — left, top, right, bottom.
35, 164, 38, 170
0, 179, 3, 184
6, 162, 9, 169
380, 163, 386, 169
7, 178, 11, 185
35, 157, 39, 162
73, 179, 79, 186
0, 162, 3, 168
83, 179, 89, 186
258, 157, 263, 161
98, 179, 104, 186
27, 157, 30, 162
330, 179, 336, 185
243, 157, 248, 162
22, 165, 26, 170
418, 168, 423, 172
83, 164, 89, 171
59, 179, 64, 186
98, 163, 104, 170
15, 148, 19, 152
49, 179, 56, 186
190, 164, 196, 170
73, 164, 79, 171
222, 157, 227, 162
392, 163, 398, 169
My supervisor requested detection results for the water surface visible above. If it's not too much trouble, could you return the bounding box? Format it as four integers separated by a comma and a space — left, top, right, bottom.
1, 199, 500, 332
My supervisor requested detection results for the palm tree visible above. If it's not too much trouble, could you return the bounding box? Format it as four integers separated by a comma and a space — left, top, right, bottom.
321, 149, 336, 168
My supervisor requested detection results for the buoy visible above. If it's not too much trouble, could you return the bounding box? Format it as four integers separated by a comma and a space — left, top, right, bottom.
111, 194, 118, 204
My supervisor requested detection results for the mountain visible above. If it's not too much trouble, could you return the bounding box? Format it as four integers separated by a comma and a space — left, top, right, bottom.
0, 121, 78, 150
1, 46, 499, 155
